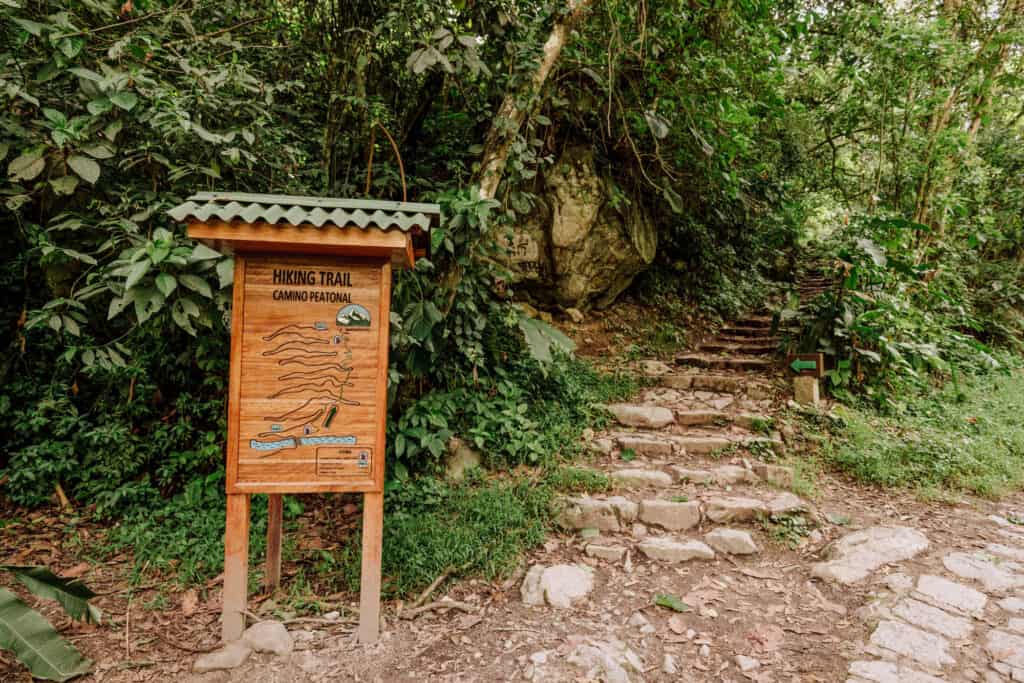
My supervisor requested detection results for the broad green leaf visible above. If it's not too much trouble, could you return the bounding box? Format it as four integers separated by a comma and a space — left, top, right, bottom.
216, 258, 234, 288
8, 153, 44, 181
189, 243, 222, 262
49, 176, 78, 196
58, 38, 83, 59
42, 109, 66, 126
0, 588, 92, 682
11, 17, 45, 36
1, 566, 99, 625
124, 260, 150, 290
109, 92, 137, 111
179, 274, 213, 298
171, 301, 197, 335
653, 593, 690, 613
69, 68, 102, 82
86, 98, 112, 115
517, 314, 576, 365
60, 316, 79, 336
155, 273, 177, 297
67, 156, 99, 184
103, 120, 122, 141
107, 296, 129, 320
81, 144, 115, 160
0, 143, 8, 161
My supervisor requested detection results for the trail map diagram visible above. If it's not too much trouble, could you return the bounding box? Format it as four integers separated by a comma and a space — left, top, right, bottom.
248, 303, 373, 455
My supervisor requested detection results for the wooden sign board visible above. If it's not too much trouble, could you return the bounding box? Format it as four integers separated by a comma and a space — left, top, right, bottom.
788, 352, 825, 378
171, 193, 439, 649
230, 254, 388, 494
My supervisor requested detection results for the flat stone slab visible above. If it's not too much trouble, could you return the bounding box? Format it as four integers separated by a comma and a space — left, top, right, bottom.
667, 436, 730, 454
639, 359, 673, 376
637, 537, 715, 563
615, 434, 675, 457
242, 620, 294, 655
942, 551, 1024, 592
987, 629, 1024, 669
1000, 597, 1024, 613
557, 496, 637, 531
812, 526, 929, 585
704, 528, 759, 555
674, 410, 729, 425
705, 497, 768, 523
766, 492, 807, 516
913, 574, 987, 616
638, 500, 702, 531
608, 403, 674, 429
193, 641, 253, 672
585, 544, 627, 562
891, 597, 973, 639
671, 467, 714, 483
753, 463, 794, 488
611, 469, 673, 488
847, 660, 946, 683
987, 543, 1024, 563
521, 564, 595, 609
710, 465, 755, 485
867, 620, 954, 669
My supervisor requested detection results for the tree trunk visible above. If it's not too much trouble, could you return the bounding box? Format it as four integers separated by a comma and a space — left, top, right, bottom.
476, 0, 593, 200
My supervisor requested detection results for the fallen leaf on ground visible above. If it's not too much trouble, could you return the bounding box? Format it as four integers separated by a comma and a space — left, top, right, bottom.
181, 588, 199, 617
654, 593, 690, 612
63, 562, 91, 578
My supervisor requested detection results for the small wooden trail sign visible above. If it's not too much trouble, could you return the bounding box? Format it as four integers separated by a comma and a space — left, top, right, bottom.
788, 352, 825, 378
169, 192, 439, 645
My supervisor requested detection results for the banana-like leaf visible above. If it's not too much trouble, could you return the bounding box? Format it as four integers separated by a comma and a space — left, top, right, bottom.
0, 566, 101, 624
517, 314, 576, 365
0, 588, 92, 681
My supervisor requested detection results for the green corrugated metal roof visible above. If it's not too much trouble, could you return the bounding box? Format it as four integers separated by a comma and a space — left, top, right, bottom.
167, 192, 440, 232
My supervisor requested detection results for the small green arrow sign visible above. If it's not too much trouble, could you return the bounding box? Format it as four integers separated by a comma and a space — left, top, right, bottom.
790, 358, 817, 372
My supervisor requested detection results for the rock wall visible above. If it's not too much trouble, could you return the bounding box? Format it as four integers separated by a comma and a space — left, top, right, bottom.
504, 146, 657, 309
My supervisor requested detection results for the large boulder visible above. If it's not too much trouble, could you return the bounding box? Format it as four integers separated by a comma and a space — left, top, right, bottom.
504, 146, 657, 309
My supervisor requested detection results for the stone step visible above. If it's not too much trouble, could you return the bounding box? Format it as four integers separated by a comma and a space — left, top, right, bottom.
697, 341, 777, 355
657, 373, 775, 397
675, 354, 775, 372
557, 487, 807, 533
604, 428, 783, 458
668, 433, 783, 455
716, 334, 779, 345
607, 403, 674, 429
720, 325, 776, 337
668, 410, 772, 430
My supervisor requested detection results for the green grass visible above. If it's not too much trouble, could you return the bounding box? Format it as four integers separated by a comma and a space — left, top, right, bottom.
338, 468, 609, 597
824, 372, 1024, 497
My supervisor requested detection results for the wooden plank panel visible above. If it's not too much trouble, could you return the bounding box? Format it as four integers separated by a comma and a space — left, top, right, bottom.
228, 254, 387, 494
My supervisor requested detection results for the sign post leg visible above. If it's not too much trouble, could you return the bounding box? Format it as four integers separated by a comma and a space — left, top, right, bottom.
358, 491, 384, 644
222, 493, 251, 642
265, 494, 283, 590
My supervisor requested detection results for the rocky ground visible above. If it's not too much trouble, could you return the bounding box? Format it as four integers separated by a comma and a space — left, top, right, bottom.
6, 295, 1024, 682
175, 305, 1024, 683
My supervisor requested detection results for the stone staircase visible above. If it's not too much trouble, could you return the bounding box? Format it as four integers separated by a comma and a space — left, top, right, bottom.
554, 307, 802, 569
675, 311, 781, 373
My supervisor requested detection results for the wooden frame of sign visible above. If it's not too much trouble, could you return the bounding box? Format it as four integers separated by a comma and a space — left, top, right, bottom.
180, 208, 429, 646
